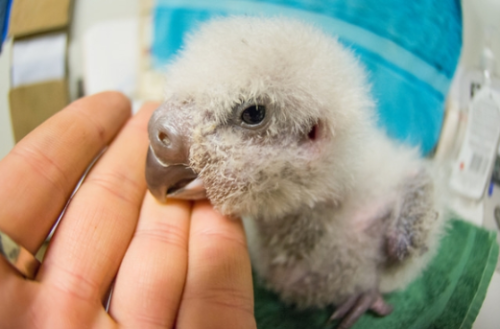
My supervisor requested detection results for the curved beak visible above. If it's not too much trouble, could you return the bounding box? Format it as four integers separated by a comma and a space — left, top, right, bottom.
145, 148, 206, 203
146, 104, 207, 202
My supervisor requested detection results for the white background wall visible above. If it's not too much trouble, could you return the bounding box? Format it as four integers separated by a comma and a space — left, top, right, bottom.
461, 0, 500, 74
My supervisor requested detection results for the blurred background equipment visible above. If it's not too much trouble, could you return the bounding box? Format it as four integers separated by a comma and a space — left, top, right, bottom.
7, 0, 71, 142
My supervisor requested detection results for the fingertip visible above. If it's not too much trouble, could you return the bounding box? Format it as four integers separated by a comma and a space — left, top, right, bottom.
142, 192, 193, 219
142, 100, 161, 109
192, 200, 242, 222
125, 102, 160, 135
96, 91, 131, 110
71, 91, 132, 117
192, 199, 219, 215
136, 101, 160, 118
178, 198, 256, 329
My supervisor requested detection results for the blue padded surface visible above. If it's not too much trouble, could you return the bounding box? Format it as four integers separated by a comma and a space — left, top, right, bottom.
152, 0, 462, 154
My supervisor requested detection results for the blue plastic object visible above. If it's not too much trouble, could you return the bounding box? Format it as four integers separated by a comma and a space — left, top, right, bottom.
0, 0, 12, 52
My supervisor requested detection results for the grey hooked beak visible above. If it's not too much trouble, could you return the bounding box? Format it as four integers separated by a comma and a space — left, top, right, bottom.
145, 108, 206, 202
146, 148, 206, 202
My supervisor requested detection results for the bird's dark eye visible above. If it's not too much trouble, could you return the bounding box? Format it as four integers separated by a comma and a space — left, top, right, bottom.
241, 105, 266, 125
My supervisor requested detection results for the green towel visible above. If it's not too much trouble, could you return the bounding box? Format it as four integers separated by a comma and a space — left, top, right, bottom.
253, 219, 499, 329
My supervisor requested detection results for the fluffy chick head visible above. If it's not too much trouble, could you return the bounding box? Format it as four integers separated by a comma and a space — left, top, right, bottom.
151, 17, 376, 219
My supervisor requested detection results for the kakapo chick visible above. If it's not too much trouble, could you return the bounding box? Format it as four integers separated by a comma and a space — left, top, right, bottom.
145, 17, 445, 328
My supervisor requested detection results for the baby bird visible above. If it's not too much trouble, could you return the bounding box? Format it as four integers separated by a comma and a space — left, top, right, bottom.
145, 17, 445, 328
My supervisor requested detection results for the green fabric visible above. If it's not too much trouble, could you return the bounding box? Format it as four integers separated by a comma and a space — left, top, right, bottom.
253, 219, 499, 329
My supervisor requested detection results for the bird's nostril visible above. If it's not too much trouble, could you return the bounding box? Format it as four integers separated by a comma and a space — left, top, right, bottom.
158, 131, 171, 146
149, 118, 190, 166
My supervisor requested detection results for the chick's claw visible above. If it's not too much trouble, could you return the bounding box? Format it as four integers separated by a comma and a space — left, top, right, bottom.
328, 290, 392, 329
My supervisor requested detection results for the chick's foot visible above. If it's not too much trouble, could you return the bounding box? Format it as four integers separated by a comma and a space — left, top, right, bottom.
327, 289, 392, 329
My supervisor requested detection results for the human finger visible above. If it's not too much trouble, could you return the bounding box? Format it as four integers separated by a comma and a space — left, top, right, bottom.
176, 200, 256, 329
110, 193, 192, 329
0, 92, 130, 255
38, 103, 157, 303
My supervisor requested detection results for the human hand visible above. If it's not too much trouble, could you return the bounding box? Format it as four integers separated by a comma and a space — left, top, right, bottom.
0, 92, 256, 329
